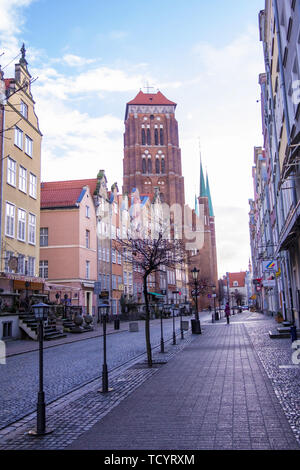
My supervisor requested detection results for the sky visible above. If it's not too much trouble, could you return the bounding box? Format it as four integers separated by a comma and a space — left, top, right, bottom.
0, 0, 265, 277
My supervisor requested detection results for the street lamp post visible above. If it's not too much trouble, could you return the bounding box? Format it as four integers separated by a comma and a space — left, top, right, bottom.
160, 305, 166, 353
172, 303, 176, 345
191, 267, 202, 334
28, 303, 53, 436
98, 303, 114, 393
212, 285, 219, 321
180, 306, 185, 339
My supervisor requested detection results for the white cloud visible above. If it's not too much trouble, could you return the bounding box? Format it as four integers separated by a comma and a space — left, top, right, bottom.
0, 0, 35, 72
60, 54, 98, 67
0, 1, 262, 278
177, 26, 264, 275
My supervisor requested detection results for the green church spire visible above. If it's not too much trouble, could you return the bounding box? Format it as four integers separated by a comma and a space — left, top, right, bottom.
206, 172, 214, 217
200, 157, 206, 198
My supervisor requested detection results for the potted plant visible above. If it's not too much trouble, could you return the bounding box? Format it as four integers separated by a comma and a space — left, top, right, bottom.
275, 312, 284, 323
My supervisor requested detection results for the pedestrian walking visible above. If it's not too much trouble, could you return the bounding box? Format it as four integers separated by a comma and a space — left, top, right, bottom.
225, 302, 230, 324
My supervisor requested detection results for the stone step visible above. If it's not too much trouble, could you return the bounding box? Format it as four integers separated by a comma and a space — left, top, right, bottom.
269, 329, 300, 339
44, 332, 67, 341
277, 327, 300, 334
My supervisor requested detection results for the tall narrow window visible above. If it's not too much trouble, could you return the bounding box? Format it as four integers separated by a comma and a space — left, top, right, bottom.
86, 261, 90, 279
28, 257, 35, 276
18, 255, 25, 274
17, 209, 26, 242
147, 128, 151, 145
29, 173, 37, 198
154, 127, 159, 145
160, 127, 164, 145
28, 213, 36, 245
141, 128, 146, 145
20, 100, 28, 119
5, 203, 15, 237
86, 230, 90, 248
19, 166, 27, 193
4, 251, 14, 273
25, 135, 33, 157
142, 157, 146, 174
161, 157, 165, 173
7, 157, 16, 186
147, 157, 152, 174
14, 126, 23, 149
156, 157, 160, 174
39, 261, 48, 279
40, 228, 48, 246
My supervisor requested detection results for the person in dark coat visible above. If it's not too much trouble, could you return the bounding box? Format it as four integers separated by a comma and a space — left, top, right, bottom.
225, 302, 230, 324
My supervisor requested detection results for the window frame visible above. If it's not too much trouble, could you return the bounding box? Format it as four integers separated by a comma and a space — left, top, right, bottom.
14, 126, 23, 150
40, 227, 48, 247
19, 165, 27, 193
17, 208, 26, 242
25, 135, 33, 157
28, 213, 36, 245
5, 202, 15, 238
7, 157, 17, 187
29, 173, 37, 199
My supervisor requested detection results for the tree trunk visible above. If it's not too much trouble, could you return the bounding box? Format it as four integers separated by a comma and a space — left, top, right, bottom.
143, 275, 152, 367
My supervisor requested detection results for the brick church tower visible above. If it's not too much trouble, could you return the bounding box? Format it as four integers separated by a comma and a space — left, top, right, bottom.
123, 90, 185, 207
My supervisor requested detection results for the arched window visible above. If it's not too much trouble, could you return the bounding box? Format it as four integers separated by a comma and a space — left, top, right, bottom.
142, 157, 146, 174
154, 127, 159, 145
141, 128, 146, 145
156, 157, 160, 174
161, 157, 165, 173
148, 157, 152, 174
147, 128, 151, 145
160, 126, 164, 145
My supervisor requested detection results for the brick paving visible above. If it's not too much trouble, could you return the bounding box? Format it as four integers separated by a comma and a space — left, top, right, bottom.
0, 311, 299, 450
65, 319, 299, 451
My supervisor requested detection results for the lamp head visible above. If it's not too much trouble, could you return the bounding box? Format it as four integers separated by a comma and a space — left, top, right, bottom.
191, 267, 199, 280
32, 302, 49, 321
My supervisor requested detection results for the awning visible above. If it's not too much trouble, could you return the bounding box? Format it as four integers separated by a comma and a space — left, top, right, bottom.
148, 292, 164, 297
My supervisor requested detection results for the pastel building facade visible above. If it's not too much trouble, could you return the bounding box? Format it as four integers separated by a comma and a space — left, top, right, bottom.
249, 1, 300, 325
40, 180, 98, 314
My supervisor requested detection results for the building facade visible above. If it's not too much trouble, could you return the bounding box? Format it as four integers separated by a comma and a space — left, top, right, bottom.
0, 46, 42, 280
123, 90, 218, 307
250, 1, 300, 326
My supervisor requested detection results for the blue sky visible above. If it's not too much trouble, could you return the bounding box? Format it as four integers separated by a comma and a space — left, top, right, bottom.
0, 0, 265, 276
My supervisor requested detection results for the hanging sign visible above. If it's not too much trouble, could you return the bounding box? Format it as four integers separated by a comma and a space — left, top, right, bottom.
262, 260, 278, 272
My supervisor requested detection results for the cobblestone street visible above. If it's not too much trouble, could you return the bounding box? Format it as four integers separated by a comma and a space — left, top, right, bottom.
0, 315, 197, 429
0, 311, 299, 450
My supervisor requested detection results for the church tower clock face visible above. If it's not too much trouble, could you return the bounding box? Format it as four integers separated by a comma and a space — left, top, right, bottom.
123, 90, 185, 208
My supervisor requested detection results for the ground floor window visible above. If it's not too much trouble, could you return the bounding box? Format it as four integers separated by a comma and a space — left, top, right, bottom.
2, 321, 12, 338
112, 299, 117, 315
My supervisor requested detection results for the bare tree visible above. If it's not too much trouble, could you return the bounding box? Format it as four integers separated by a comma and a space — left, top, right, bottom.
117, 231, 185, 367
188, 277, 210, 311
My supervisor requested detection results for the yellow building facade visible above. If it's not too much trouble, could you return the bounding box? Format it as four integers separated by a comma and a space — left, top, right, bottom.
0, 46, 42, 278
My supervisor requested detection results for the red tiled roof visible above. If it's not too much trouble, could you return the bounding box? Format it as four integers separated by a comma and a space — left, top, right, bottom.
127, 90, 176, 106
41, 179, 97, 209
228, 272, 246, 288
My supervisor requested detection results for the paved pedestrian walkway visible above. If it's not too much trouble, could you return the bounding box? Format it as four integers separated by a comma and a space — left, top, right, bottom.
66, 317, 299, 450
1, 311, 299, 450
